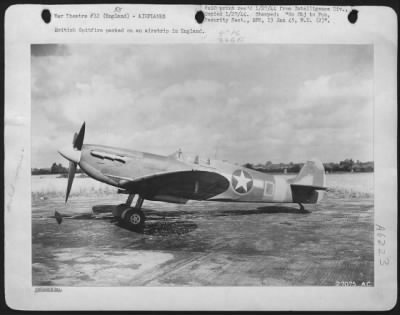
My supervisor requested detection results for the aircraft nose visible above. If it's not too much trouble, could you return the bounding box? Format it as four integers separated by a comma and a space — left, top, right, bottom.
58, 146, 82, 164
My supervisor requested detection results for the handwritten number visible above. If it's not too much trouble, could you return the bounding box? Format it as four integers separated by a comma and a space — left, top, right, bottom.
380, 257, 390, 265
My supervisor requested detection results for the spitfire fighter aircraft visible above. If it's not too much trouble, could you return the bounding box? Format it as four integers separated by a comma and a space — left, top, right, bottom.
58, 122, 327, 230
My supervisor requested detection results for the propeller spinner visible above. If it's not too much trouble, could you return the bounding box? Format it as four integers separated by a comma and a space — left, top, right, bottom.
58, 122, 85, 203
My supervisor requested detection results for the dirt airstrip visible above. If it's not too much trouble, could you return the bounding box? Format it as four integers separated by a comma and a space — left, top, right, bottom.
32, 188, 374, 286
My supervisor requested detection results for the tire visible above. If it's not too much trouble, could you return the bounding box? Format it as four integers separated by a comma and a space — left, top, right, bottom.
123, 208, 145, 230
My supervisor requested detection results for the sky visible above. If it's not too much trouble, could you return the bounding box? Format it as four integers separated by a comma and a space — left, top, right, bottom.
31, 44, 373, 168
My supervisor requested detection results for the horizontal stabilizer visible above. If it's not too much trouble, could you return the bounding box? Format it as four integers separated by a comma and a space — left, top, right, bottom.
291, 184, 327, 191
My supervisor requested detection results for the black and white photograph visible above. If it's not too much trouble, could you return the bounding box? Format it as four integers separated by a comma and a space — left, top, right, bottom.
31, 43, 374, 287
4, 4, 397, 311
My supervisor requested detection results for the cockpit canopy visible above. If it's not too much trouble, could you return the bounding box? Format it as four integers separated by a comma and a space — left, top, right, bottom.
169, 148, 212, 166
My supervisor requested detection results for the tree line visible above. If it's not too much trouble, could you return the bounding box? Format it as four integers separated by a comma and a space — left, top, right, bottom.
31, 163, 83, 175
243, 159, 374, 174
32, 159, 374, 176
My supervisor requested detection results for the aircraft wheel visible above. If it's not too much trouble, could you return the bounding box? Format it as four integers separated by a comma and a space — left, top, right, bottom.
123, 208, 145, 230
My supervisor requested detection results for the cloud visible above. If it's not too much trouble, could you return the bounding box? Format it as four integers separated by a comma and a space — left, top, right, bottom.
31, 44, 374, 167
291, 71, 373, 131
271, 71, 374, 162
297, 72, 372, 108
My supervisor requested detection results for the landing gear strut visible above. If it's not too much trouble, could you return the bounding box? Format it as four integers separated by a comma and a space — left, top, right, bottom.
298, 203, 305, 212
113, 194, 146, 230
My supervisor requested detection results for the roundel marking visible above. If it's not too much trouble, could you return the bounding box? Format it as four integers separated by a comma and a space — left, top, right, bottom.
231, 169, 253, 194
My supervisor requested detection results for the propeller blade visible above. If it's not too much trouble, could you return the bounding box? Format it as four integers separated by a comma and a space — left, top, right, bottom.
73, 122, 85, 150
72, 132, 78, 146
65, 161, 77, 203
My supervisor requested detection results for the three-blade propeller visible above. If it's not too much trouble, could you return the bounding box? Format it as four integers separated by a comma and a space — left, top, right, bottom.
58, 122, 85, 203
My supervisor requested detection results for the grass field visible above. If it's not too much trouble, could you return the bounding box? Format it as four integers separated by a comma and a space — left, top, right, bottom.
31, 173, 374, 200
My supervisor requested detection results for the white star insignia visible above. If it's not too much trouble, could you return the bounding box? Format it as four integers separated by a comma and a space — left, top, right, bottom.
233, 170, 251, 192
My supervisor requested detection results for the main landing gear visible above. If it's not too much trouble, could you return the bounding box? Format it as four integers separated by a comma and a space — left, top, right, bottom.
113, 194, 145, 230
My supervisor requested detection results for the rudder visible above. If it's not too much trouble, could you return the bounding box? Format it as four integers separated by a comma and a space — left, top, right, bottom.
290, 158, 326, 187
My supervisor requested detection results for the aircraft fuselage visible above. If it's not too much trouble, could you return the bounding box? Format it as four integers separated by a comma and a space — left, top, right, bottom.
77, 144, 323, 204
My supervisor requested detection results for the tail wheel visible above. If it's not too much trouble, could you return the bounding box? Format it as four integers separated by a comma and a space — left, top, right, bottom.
123, 208, 145, 229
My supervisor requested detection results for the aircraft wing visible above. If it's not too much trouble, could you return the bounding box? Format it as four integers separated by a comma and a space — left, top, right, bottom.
116, 170, 230, 202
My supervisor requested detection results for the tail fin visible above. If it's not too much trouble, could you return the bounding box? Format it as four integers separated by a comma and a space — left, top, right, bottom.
291, 158, 326, 187
289, 159, 327, 204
